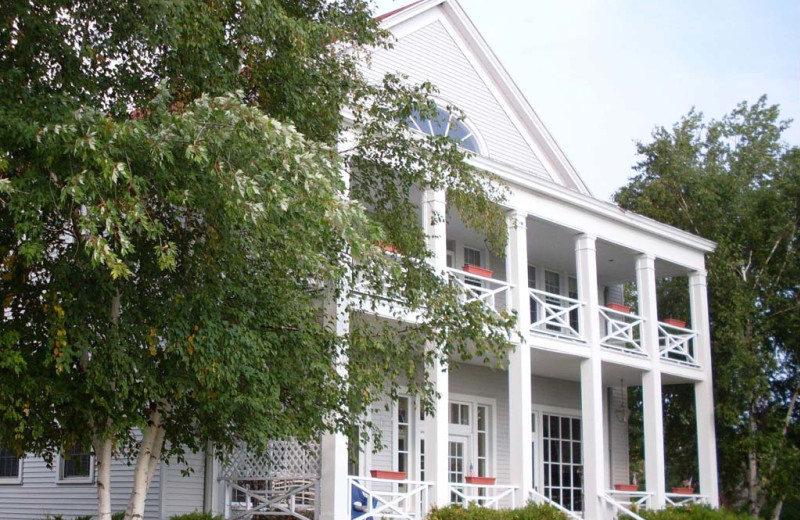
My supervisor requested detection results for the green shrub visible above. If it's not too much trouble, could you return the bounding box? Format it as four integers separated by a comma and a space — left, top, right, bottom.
427, 503, 569, 520
168, 512, 225, 520
112, 513, 125, 520
623, 505, 755, 520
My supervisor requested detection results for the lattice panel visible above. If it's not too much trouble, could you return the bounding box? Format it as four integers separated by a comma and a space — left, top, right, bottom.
221, 440, 320, 480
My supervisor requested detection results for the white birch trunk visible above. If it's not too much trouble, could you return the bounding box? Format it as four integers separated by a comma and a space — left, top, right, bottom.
93, 437, 113, 520
124, 408, 164, 520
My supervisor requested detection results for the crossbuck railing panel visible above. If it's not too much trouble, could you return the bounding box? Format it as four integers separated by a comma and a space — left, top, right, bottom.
665, 493, 709, 507
529, 289, 583, 341
447, 267, 513, 316
450, 483, 517, 509
600, 492, 648, 520
658, 322, 699, 367
349, 476, 431, 520
599, 306, 647, 356
606, 489, 653, 510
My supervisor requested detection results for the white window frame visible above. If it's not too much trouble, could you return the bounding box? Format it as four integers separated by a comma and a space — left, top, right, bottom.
56, 445, 94, 484
0, 448, 22, 485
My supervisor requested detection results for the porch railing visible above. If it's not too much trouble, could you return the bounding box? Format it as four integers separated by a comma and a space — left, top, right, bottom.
449, 482, 517, 509
447, 267, 512, 316
658, 322, 699, 367
349, 476, 431, 520
600, 492, 648, 520
599, 306, 647, 356
606, 489, 653, 510
529, 289, 584, 341
665, 492, 709, 507
528, 489, 582, 520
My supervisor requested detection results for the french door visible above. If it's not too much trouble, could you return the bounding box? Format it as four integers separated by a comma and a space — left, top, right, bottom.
541, 413, 583, 512
448, 434, 470, 503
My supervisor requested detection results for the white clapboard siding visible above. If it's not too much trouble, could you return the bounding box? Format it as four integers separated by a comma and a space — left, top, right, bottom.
366, 20, 550, 181
161, 450, 206, 517
0, 455, 160, 519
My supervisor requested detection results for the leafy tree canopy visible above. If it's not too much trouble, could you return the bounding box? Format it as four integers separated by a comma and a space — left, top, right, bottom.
615, 96, 799, 518
0, 1, 513, 518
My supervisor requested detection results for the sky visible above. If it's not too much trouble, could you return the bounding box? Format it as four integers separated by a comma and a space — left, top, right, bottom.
373, 0, 800, 201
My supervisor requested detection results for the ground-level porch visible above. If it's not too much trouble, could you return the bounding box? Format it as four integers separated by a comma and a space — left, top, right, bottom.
219, 359, 714, 520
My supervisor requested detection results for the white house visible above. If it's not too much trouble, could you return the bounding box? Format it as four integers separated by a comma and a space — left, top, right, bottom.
0, 1, 719, 519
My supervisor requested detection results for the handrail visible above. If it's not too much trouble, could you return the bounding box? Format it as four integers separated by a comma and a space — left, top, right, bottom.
599, 306, 647, 356
528, 489, 583, 520
450, 482, 516, 509
600, 492, 648, 520
528, 288, 584, 341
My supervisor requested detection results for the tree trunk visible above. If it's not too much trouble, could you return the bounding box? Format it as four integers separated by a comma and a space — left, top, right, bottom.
124, 407, 166, 520
93, 437, 113, 520
747, 413, 761, 517
772, 497, 785, 520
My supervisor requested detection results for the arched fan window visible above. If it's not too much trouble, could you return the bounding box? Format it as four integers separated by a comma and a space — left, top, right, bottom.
407, 106, 481, 153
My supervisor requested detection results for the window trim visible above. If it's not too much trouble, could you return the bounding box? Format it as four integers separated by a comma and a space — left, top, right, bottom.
56, 445, 94, 484
0, 448, 22, 485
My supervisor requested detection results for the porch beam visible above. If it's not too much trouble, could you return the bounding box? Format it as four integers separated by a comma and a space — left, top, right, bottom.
576, 234, 605, 520
423, 188, 451, 506
506, 210, 532, 502
689, 271, 720, 507
636, 254, 666, 509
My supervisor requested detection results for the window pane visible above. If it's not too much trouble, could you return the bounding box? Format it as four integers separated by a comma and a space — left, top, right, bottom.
464, 247, 481, 267
0, 448, 19, 478
62, 445, 91, 478
572, 419, 581, 440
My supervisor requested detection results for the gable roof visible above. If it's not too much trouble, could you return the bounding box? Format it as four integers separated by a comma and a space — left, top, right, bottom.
375, 0, 593, 196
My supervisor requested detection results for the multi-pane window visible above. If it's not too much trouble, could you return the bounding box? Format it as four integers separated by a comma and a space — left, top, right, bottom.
542, 414, 583, 512
61, 444, 92, 480
407, 107, 480, 153
449, 403, 470, 426
397, 397, 410, 475
464, 247, 482, 268
476, 406, 489, 477
0, 447, 20, 479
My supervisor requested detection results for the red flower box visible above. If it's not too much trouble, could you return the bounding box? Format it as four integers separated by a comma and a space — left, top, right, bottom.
671, 487, 695, 495
465, 476, 496, 485
463, 265, 493, 278
378, 242, 398, 253
614, 484, 639, 492
664, 318, 687, 328
607, 303, 631, 313
370, 470, 406, 480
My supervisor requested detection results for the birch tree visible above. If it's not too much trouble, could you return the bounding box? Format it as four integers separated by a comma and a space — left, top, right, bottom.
0, 2, 514, 518
615, 97, 800, 517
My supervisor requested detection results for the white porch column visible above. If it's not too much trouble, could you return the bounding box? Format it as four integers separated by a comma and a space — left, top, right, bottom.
506, 210, 532, 503
423, 188, 451, 506
318, 301, 350, 520
318, 140, 353, 520
636, 254, 666, 509
576, 234, 605, 520
689, 271, 720, 507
